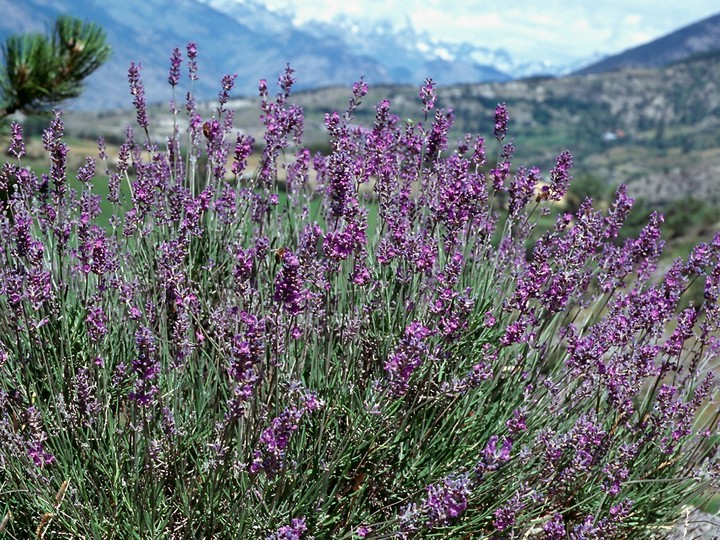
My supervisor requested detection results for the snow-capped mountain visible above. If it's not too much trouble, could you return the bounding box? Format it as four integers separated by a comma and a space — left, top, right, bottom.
204, 1, 589, 82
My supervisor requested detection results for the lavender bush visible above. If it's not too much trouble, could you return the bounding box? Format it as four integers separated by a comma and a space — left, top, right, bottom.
0, 44, 718, 539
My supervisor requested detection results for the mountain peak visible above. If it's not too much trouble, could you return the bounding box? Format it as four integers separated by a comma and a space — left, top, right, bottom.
9, 0, 699, 110
575, 12, 720, 75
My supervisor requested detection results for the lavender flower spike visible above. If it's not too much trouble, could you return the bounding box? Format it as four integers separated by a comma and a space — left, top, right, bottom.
128, 62, 149, 131
494, 102, 509, 141
8, 122, 25, 158
419, 77, 437, 113
168, 47, 182, 87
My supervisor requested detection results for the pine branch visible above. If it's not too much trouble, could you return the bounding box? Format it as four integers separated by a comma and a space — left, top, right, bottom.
0, 16, 110, 119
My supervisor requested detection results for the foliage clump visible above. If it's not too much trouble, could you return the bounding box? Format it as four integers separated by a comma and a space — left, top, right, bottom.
0, 15, 110, 119
0, 45, 717, 539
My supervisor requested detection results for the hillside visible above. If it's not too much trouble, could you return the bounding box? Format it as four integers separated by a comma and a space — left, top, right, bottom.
576, 12, 720, 75
60, 51, 720, 206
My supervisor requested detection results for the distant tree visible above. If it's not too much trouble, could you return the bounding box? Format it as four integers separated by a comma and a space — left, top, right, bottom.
0, 15, 110, 119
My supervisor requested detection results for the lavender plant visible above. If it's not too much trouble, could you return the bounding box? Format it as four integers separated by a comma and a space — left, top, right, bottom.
0, 45, 718, 539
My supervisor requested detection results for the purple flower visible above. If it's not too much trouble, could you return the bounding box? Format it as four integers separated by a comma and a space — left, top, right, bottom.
482, 435, 513, 470
218, 73, 237, 108
471, 135, 486, 166
351, 261, 371, 285
267, 517, 307, 540
128, 62, 149, 131
226, 313, 265, 418
506, 408, 528, 436
39, 111, 69, 206
161, 406, 178, 439
26, 440, 55, 468
231, 134, 254, 177
493, 102, 509, 141
490, 160, 511, 192
250, 390, 321, 476
346, 77, 369, 118
168, 47, 182, 86
12, 206, 34, 259
493, 491, 524, 531
352, 78, 368, 99
508, 166, 541, 216
425, 473, 471, 525
279, 63, 296, 97
26, 267, 52, 311
187, 41, 198, 81
426, 108, 455, 161
663, 307, 697, 357
419, 77, 437, 113
324, 215, 367, 263
273, 250, 304, 315
129, 326, 159, 405
8, 121, 25, 158
500, 312, 536, 347
399, 473, 471, 535
86, 305, 108, 342
384, 322, 433, 396
543, 514, 566, 539
24, 407, 55, 467
547, 150, 573, 201
76, 157, 96, 184
286, 147, 311, 196
570, 515, 599, 539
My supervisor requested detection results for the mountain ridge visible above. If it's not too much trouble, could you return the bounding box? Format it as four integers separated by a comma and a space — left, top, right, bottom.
576, 12, 720, 75
0, 0, 595, 110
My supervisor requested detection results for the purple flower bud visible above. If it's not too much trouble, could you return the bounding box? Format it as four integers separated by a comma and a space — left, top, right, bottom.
24, 407, 55, 467
273, 250, 304, 315
419, 77, 437, 113
187, 42, 198, 81
352, 78, 368, 99
493, 491, 524, 531
425, 473, 471, 525
231, 134, 254, 177
493, 102, 509, 141
128, 62, 149, 131
543, 514, 566, 539
168, 47, 182, 86
548, 150, 573, 201
267, 517, 307, 540
86, 305, 108, 343
76, 157, 96, 184
384, 322, 433, 396
72, 368, 99, 426
8, 121, 25, 158
279, 64, 295, 97
218, 73, 237, 107
506, 408, 528, 435
250, 389, 321, 476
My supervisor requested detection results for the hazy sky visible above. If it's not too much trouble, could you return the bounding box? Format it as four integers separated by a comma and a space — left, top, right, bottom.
261, 1, 720, 63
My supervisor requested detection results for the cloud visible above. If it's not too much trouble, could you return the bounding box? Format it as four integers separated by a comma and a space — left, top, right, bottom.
262, 0, 720, 62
